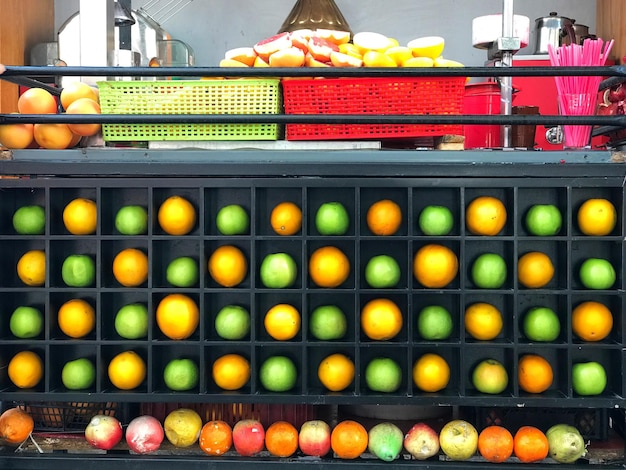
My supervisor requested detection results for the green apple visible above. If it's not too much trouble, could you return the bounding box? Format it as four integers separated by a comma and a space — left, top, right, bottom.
525, 204, 562, 236
572, 361, 607, 396
418, 205, 454, 236
315, 202, 350, 235
309, 305, 347, 340
417, 305, 453, 340
216, 204, 249, 235
214, 305, 250, 340
364, 255, 401, 288
522, 306, 560, 342
471, 253, 507, 289
12, 205, 45, 235
259, 252, 297, 288
259, 356, 297, 392
62, 254, 96, 287
62, 357, 96, 390
166, 256, 199, 287
114, 303, 149, 339
579, 258, 616, 289
163, 358, 199, 391
365, 357, 402, 393
471, 359, 508, 394
9, 306, 44, 338
114, 205, 148, 235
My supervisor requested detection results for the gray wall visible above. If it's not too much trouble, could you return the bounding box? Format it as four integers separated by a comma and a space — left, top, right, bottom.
54, 0, 597, 66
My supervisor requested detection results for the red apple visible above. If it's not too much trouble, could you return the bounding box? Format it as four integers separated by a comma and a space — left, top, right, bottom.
403, 422, 440, 460
84, 415, 123, 450
298, 420, 331, 457
232, 419, 265, 456
125, 415, 164, 454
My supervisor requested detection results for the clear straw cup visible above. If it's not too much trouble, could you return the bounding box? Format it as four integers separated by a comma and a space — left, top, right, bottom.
557, 93, 597, 150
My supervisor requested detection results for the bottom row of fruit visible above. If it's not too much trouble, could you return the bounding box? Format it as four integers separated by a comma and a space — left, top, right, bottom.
0, 406, 587, 464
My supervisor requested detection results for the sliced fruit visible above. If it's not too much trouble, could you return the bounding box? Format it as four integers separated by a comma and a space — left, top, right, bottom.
407, 36, 445, 59
269, 47, 305, 67
316, 29, 351, 45
338, 43, 363, 59
353, 31, 394, 53
434, 57, 465, 67
384, 46, 413, 66
305, 54, 331, 67
402, 57, 435, 67
219, 58, 249, 67
307, 37, 340, 62
224, 47, 257, 66
254, 32, 292, 61
363, 51, 397, 67
330, 51, 363, 67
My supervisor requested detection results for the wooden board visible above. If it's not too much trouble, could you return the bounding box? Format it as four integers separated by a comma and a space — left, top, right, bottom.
597, 0, 626, 63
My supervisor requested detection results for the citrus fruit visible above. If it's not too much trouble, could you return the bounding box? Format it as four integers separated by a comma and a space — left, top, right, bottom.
12, 205, 45, 235
216, 204, 249, 235
157, 195, 196, 235
16, 249, 45, 286
308, 245, 350, 288
265, 421, 299, 457
259, 252, 298, 288
364, 254, 401, 288
61, 357, 96, 390
18, 87, 57, 114
166, 256, 199, 287
402, 56, 436, 67
0, 408, 35, 444
572, 301, 613, 341
259, 355, 297, 392
33, 123, 74, 149
112, 248, 149, 287
466, 196, 507, 236
518, 354, 553, 394
579, 258, 616, 289
65, 98, 102, 137
352, 31, 394, 53
60, 81, 99, 110
577, 198, 617, 236
366, 199, 402, 235
413, 243, 459, 288
9, 306, 43, 339
163, 358, 199, 391
63, 198, 97, 235
418, 205, 454, 236
331, 420, 368, 460
464, 302, 503, 340
0, 121, 34, 149
107, 350, 146, 390
114, 205, 148, 235
164, 408, 203, 448
384, 45, 413, 65
412, 353, 450, 392
114, 303, 148, 339
318, 353, 355, 392
365, 357, 402, 393
572, 361, 607, 395
517, 251, 554, 288
214, 305, 250, 340
471, 359, 508, 394
363, 50, 398, 67
212, 353, 250, 391
478, 425, 514, 463
156, 293, 199, 340
417, 305, 453, 340
309, 305, 347, 340
8, 350, 43, 389
270, 201, 302, 236
522, 307, 560, 342
360, 298, 403, 341
513, 426, 549, 463
471, 253, 507, 289
525, 204, 562, 236
407, 36, 445, 59
58, 298, 95, 338
199, 420, 232, 456
207, 245, 248, 287
264, 303, 301, 341
315, 202, 350, 235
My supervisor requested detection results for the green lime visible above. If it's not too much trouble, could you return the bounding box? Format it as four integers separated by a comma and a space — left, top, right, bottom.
259, 253, 297, 288
315, 202, 350, 235
216, 204, 249, 235
62, 357, 96, 390
418, 205, 454, 236
9, 306, 44, 338
166, 256, 199, 287
365, 357, 402, 393
163, 358, 199, 391
259, 356, 297, 392
215, 305, 250, 340
115, 303, 149, 339
62, 254, 96, 287
12, 205, 45, 235
364, 255, 401, 288
309, 305, 347, 340
525, 204, 562, 236
471, 253, 507, 289
115, 205, 148, 235
522, 306, 560, 342
417, 305, 453, 340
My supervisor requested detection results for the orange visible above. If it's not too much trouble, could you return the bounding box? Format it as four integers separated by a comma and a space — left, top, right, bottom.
270, 201, 302, 236
0, 122, 34, 149
413, 243, 458, 288
0, 408, 35, 445
517, 251, 554, 288
107, 350, 146, 390
308, 245, 350, 288
63, 198, 97, 235
331, 420, 368, 459
464, 302, 503, 340
572, 301, 613, 342
265, 421, 299, 457
66, 98, 102, 137
212, 353, 251, 391
366, 199, 402, 235
157, 195, 196, 235
264, 303, 301, 340
513, 426, 549, 463
577, 198, 617, 236
58, 298, 95, 338
466, 196, 507, 236
60, 81, 99, 110
16, 249, 46, 286
199, 420, 233, 456
7, 350, 43, 389
412, 352, 450, 392
18, 87, 58, 114
207, 245, 248, 287
518, 354, 553, 394
317, 353, 355, 392
360, 298, 403, 341
477, 425, 514, 463
156, 293, 199, 340
112, 248, 149, 287
33, 123, 75, 150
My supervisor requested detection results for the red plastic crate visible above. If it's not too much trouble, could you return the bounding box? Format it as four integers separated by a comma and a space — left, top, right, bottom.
282, 76, 465, 140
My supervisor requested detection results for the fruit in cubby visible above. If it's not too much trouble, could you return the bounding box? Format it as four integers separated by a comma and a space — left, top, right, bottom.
309, 304, 347, 340
107, 350, 146, 390
317, 353, 355, 392
265, 421, 299, 458
464, 302, 503, 340
360, 298, 403, 341
163, 358, 199, 391
465, 196, 507, 236
259, 252, 297, 288
126, 415, 164, 454
517, 354, 553, 394
299, 420, 331, 457
471, 359, 508, 394
270, 201, 302, 236
577, 198, 617, 236
259, 355, 297, 392
12, 205, 45, 235
366, 199, 402, 236
525, 204, 562, 236
522, 306, 560, 342
364, 254, 401, 288
84, 415, 123, 450
368, 422, 404, 462
114, 303, 149, 339
8, 350, 43, 389
518, 251, 555, 288
212, 353, 250, 391
571, 301, 613, 341
16, 249, 46, 286
470, 252, 507, 289
58, 298, 95, 338
264, 303, 301, 341
403, 422, 440, 460
0, 408, 34, 445
439, 419, 478, 461
156, 293, 199, 340
331, 420, 368, 460
579, 258, 616, 290
61, 357, 96, 390
365, 357, 402, 393
114, 205, 148, 235
232, 419, 265, 456
9, 306, 43, 339
513, 426, 549, 463
477, 425, 514, 463
113, 248, 149, 287
157, 195, 196, 235
166, 256, 198, 287
315, 201, 350, 235
308, 245, 350, 288
416, 305, 453, 340
62, 254, 96, 287
63, 197, 97, 235
208, 245, 248, 287
413, 243, 459, 288
216, 203, 249, 235
163, 408, 203, 448
214, 304, 250, 340
412, 353, 450, 393
418, 205, 454, 236
572, 361, 607, 396
199, 420, 232, 456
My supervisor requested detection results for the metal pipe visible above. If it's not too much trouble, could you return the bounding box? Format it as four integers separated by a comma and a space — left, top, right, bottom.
500, 0, 515, 148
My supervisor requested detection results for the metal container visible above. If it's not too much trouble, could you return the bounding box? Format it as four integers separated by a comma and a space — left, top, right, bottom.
533, 12, 576, 54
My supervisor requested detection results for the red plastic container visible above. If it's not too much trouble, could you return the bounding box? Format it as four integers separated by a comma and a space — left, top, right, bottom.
463, 82, 502, 149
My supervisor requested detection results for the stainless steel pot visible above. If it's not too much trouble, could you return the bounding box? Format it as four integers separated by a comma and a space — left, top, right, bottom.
533, 12, 576, 54
563, 20, 591, 46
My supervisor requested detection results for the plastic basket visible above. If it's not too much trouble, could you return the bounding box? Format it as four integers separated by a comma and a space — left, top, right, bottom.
98, 79, 282, 141
7, 402, 124, 432
282, 76, 465, 140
